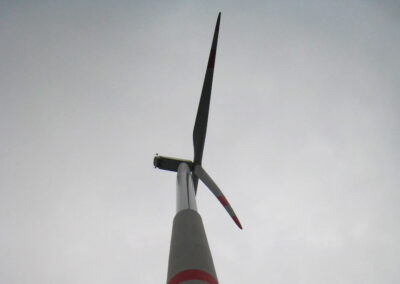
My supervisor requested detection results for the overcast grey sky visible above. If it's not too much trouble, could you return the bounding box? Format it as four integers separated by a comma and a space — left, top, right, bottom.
1, 1, 400, 283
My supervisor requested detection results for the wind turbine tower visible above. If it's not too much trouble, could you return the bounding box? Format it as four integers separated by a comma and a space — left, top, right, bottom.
154, 13, 241, 284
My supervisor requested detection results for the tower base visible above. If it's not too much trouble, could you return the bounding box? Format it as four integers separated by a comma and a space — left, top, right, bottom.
167, 209, 218, 284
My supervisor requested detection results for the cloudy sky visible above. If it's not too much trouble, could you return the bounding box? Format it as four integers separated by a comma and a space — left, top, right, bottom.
1, 1, 399, 283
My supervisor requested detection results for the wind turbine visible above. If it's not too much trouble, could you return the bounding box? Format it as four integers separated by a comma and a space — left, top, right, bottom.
154, 13, 241, 284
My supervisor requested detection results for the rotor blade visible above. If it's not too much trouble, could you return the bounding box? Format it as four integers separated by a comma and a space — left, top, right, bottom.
194, 165, 242, 229
193, 13, 221, 166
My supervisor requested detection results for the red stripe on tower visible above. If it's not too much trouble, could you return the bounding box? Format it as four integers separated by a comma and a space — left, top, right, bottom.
168, 269, 218, 284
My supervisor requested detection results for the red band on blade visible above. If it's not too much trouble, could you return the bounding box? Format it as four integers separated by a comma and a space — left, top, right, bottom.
233, 216, 243, 229
207, 49, 216, 69
217, 196, 229, 207
168, 269, 218, 284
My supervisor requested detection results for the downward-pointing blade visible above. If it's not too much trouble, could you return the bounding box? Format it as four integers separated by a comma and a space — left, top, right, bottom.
193, 13, 221, 166
194, 165, 242, 229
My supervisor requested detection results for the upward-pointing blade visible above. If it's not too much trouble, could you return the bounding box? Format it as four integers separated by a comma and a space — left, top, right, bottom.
193, 13, 221, 167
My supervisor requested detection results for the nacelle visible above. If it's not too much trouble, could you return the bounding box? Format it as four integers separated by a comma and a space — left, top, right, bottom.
153, 155, 194, 172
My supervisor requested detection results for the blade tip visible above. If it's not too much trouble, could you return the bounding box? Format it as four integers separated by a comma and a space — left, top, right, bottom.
233, 216, 243, 230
